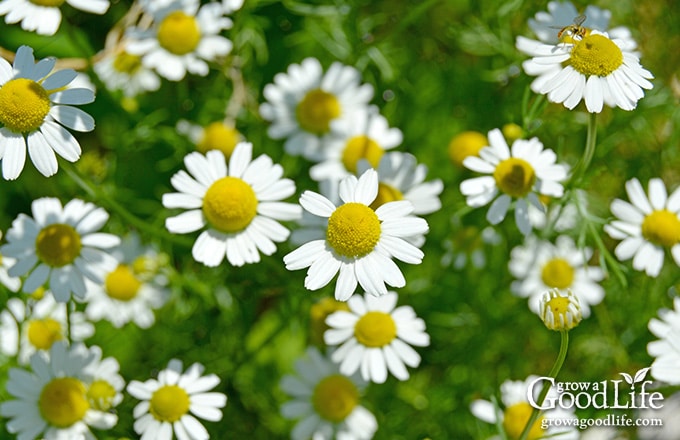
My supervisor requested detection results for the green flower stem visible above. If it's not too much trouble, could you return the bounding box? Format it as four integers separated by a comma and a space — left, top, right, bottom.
570, 112, 598, 185
62, 163, 194, 248
518, 330, 570, 440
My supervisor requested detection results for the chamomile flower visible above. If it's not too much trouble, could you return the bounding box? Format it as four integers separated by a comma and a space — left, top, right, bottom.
470, 375, 578, 440
604, 178, 680, 277
309, 107, 403, 182
127, 0, 232, 81
516, 29, 653, 113
127, 359, 227, 440
280, 346, 377, 440
460, 129, 568, 235
0, 293, 94, 364
0, 0, 109, 36
325, 291, 429, 384
0, 230, 21, 291
176, 119, 243, 158
356, 151, 443, 215
509, 235, 604, 317
260, 57, 374, 160
85, 235, 169, 328
0, 45, 96, 179
284, 169, 429, 301
647, 296, 680, 384
447, 130, 488, 168
0, 342, 119, 440
163, 142, 301, 267
83, 345, 125, 414
0, 197, 121, 302
539, 288, 583, 331
94, 45, 161, 97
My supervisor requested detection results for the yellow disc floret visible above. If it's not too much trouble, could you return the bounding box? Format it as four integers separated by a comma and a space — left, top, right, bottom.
326, 203, 381, 258
39, 378, 89, 428
541, 258, 575, 289
447, 131, 488, 167
150, 385, 190, 422
197, 122, 240, 157
0, 78, 51, 133
370, 183, 403, 210
641, 209, 680, 248
570, 34, 624, 77
105, 264, 142, 301
87, 379, 117, 411
295, 89, 341, 134
112, 51, 143, 74
27, 318, 63, 350
493, 158, 536, 198
203, 177, 258, 233
341, 135, 384, 173
312, 374, 359, 423
502, 402, 545, 440
354, 311, 397, 348
157, 11, 202, 55
35, 224, 83, 268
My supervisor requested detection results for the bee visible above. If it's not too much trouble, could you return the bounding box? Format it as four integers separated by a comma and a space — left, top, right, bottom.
554, 14, 587, 42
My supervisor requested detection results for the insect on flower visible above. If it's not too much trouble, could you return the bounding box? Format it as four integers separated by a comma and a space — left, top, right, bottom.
554, 14, 588, 42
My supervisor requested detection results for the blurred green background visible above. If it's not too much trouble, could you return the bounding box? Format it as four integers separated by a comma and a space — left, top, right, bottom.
1, 0, 679, 438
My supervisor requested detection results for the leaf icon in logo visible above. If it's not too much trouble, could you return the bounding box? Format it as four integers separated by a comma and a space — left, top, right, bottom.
634, 367, 650, 384
619, 372, 634, 386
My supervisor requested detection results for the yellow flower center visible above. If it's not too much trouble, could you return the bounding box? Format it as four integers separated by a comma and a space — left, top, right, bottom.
370, 183, 403, 210
447, 131, 488, 167
31, 286, 47, 300
341, 135, 384, 174
502, 402, 545, 440
502, 123, 524, 143
35, 223, 83, 268
493, 157, 536, 198
326, 203, 381, 258
112, 51, 143, 74
87, 379, 117, 411
546, 295, 571, 316
105, 264, 142, 301
197, 122, 240, 157
310, 297, 350, 346
0, 78, 51, 133
354, 311, 397, 348
541, 258, 575, 289
312, 374, 359, 423
150, 385, 190, 422
641, 209, 680, 248
570, 34, 624, 77
295, 89, 341, 134
39, 378, 89, 428
202, 176, 258, 233
157, 11, 202, 55
30, 0, 64, 5
27, 318, 63, 350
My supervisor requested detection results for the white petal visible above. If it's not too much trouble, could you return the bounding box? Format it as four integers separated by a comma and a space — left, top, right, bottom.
49, 105, 95, 132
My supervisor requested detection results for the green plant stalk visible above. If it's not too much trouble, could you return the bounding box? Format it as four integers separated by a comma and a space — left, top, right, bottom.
570, 112, 598, 185
518, 330, 570, 440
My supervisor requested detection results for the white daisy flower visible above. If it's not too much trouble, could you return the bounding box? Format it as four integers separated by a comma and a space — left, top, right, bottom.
309, 107, 403, 182
0, 45, 96, 179
647, 297, 680, 385
604, 177, 680, 277
357, 151, 444, 215
0, 229, 21, 291
163, 142, 302, 267
94, 45, 161, 97
509, 235, 604, 317
0, 293, 94, 364
85, 234, 169, 328
176, 118, 243, 157
0, 197, 121, 302
127, 358, 227, 440
527, 1, 637, 51
516, 29, 653, 113
127, 0, 233, 82
284, 169, 429, 301
324, 291, 429, 384
280, 346, 377, 440
82, 345, 125, 414
0, 342, 119, 440
0, 0, 109, 36
260, 57, 374, 161
460, 128, 568, 235
470, 375, 578, 440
